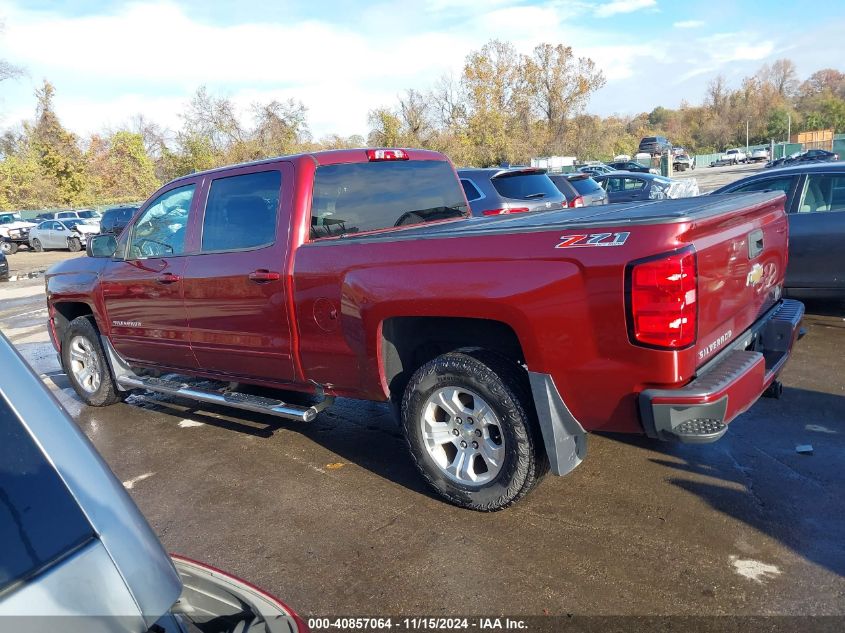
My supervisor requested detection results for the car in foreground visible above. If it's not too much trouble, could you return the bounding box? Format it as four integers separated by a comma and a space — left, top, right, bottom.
607, 160, 654, 174
458, 167, 567, 216
46, 147, 802, 511
548, 172, 608, 207
28, 218, 100, 252
100, 205, 140, 236
0, 250, 8, 281
0, 331, 308, 632
638, 136, 671, 155
593, 171, 699, 203
711, 162, 845, 298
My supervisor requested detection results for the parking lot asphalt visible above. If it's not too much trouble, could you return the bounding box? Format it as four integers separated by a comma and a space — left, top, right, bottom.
2, 184, 843, 620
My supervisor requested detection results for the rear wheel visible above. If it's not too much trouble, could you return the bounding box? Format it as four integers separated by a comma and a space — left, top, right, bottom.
31, 238, 43, 252
62, 316, 126, 406
401, 349, 547, 511
68, 237, 82, 252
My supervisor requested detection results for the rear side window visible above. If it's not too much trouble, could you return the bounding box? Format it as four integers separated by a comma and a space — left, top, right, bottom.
310, 160, 467, 239
0, 394, 94, 594
201, 170, 281, 253
460, 179, 483, 202
569, 177, 603, 195
548, 175, 575, 199
491, 172, 561, 200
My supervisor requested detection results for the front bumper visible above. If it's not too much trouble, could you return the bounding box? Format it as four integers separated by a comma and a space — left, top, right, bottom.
639, 299, 805, 443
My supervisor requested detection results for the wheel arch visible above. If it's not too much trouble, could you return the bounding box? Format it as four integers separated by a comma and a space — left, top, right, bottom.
52, 301, 97, 348
380, 316, 525, 402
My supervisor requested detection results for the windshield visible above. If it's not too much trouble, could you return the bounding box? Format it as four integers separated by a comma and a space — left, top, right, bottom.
0, 213, 23, 224
491, 172, 562, 200
63, 219, 85, 228
76, 210, 101, 219
310, 160, 467, 239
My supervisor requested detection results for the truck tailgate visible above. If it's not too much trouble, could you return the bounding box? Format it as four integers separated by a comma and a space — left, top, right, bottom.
686, 192, 788, 367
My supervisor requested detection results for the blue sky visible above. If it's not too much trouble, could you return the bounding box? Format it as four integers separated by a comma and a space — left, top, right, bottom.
1, 0, 843, 139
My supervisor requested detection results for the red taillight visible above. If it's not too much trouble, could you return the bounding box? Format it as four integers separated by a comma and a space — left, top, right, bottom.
482, 207, 530, 216
568, 196, 584, 208
627, 248, 697, 349
366, 148, 409, 161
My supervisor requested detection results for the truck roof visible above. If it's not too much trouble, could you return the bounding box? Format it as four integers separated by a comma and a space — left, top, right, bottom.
165, 148, 450, 186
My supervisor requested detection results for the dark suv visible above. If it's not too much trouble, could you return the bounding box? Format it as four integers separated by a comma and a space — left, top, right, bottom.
99, 206, 139, 236
638, 136, 671, 155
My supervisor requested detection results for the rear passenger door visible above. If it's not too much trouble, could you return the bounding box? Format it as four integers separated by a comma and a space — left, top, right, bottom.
181, 163, 296, 383
787, 172, 845, 291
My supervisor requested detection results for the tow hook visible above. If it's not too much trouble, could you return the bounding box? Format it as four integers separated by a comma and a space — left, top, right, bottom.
763, 380, 783, 399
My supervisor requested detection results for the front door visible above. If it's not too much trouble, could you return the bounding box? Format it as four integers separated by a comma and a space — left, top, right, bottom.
99, 183, 199, 370
787, 172, 845, 291
181, 164, 296, 383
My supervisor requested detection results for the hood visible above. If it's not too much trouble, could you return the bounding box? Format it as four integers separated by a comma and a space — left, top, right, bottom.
2, 220, 37, 230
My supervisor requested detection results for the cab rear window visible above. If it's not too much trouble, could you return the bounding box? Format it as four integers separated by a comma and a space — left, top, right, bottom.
0, 395, 94, 594
310, 160, 467, 239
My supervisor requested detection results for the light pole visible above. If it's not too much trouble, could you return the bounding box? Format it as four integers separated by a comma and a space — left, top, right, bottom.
787, 113, 791, 144
746, 119, 749, 154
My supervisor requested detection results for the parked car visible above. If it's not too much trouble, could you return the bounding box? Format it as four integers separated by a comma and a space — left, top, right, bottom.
711, 162, 845, 298
672, 154, 695, 172
458, 167, 567, 216
577, 164, 614, 177
548, 172, 608, 207
722, 149, 748, 165
765, 152, 802, 169
0, 211, 37, 254
594, 172, 665, 203
100, 205, 139, 236
55, 209, 103, 227
786, 149, 840, 165
28, 218, 100, 252
638, 136, 672, 155
0, 332, 308, 632
607, 160, 654, 173
750, 148, 770, 162
46, 147, 803, 511
35, 212, 58, 221
0, 250, 8, 281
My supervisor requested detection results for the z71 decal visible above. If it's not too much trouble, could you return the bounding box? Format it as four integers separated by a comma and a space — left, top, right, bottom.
555, 232, 630, 249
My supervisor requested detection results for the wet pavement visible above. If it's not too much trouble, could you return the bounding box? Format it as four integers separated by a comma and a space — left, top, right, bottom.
2, 273, 844, 618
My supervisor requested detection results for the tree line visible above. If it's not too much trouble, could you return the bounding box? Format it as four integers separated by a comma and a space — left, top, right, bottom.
1, 38, 844, 211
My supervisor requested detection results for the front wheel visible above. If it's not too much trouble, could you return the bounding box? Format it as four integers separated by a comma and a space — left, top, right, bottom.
68, 237, 82, 252
62, 316, 126, 406
401, 349, 547, 511
1, 240, 18, 255
31, 238, 43, 252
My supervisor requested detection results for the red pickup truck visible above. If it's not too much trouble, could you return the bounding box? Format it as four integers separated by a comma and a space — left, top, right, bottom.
45, 148, 804, 511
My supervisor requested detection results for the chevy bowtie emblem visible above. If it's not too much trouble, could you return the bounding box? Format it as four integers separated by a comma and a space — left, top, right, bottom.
746, 263, 764, 287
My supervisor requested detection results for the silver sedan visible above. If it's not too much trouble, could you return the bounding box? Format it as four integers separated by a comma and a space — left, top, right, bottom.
28, 219, 99, 252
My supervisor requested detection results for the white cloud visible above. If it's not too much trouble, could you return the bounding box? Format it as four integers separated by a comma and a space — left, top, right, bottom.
673, 19, 705, 29
594, 0, 656, 18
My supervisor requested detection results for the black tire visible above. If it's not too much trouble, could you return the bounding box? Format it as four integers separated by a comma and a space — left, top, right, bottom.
68, 237, 82, 252
31, 238, 43, 252
401, 349, 548, 511
62, 315, 126, 406
1, 241, 18, 255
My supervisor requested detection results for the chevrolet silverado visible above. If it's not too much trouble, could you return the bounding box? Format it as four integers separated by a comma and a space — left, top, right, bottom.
45, 148, 804, 510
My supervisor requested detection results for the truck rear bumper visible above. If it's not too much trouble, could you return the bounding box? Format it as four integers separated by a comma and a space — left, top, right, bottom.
639, 299, 804, 443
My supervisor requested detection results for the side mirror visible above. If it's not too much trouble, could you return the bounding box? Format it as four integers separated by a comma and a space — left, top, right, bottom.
87, 233, 118, 258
